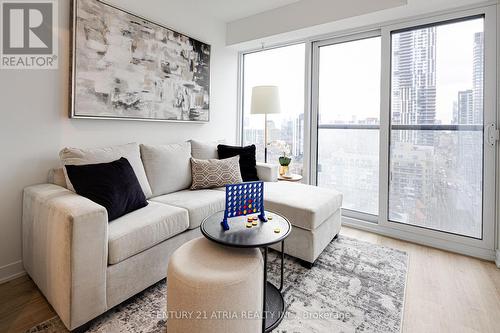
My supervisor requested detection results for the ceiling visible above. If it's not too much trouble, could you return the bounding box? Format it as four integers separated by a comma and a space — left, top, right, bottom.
183, 0, 300, 22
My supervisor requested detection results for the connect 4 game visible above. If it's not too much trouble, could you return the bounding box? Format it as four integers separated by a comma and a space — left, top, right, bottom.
221, 181, 267, 231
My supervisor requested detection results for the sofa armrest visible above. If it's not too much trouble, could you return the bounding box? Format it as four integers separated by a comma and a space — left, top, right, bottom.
22, 184, 108, 330
256, 162, 279, 182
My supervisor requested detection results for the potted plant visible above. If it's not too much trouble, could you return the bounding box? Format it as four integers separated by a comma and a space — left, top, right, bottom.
270, 140, 292, 176
279, 154, 291, 176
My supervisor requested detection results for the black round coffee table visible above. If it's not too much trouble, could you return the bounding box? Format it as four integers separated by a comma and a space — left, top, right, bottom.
201, 210, 291, 332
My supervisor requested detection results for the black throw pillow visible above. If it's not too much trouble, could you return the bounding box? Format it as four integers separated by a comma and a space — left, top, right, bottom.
65, 157, 148, 221
217, 144, 259, 181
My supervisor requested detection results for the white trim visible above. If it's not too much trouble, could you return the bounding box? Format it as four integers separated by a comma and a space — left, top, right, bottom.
302, 42, 312, 185
0, 260, 25, 284
496, 250, 500, 268
236, 52, 244, 144
343, 216, 496, 261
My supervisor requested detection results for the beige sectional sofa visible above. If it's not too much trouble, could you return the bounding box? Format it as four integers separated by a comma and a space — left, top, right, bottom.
22, 141, 342, 331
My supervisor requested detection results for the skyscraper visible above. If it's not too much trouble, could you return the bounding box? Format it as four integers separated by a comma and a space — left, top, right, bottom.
391, 27, 437, 131
390, 27, 437, 225
456, 90, 473, 124
472, 32, 484, 125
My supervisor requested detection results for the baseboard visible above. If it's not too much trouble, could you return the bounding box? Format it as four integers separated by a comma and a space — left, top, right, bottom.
342, 217, 496, 262
496, 250, 500, 268
0, 260, 26, 284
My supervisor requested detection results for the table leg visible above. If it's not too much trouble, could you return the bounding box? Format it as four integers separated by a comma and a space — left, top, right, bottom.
279, 241, 284, 291
262, 246, 268, 333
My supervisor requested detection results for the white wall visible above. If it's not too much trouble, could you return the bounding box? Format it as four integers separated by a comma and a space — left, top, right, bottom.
226, 0, 406, 45
0, 0, 238, 282
228, 0, 492, 49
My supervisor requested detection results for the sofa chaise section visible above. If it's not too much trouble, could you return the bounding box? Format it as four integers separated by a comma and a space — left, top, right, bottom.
264, 181, 343, 264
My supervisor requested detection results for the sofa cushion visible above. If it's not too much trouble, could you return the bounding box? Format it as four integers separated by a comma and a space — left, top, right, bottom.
60, 142, 153, 198
140, 142, 192, 196
263, 182, 342, 231
108, 201, 189, 264
190, 139, 220, 159
151, 189, 225, 229
48, 168, 67, 188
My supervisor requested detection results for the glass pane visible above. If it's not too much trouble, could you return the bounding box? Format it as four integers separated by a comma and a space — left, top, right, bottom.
319, 37, 381, 125
317, 36, 381, 216
242, 44, 305, 175
389, 18, 484, 239
389, 130, 482, 238
318, 129, 379, 215
391, 18, 484, 125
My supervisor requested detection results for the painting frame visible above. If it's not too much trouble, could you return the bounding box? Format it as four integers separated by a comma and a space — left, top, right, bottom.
70, 0, 211, 123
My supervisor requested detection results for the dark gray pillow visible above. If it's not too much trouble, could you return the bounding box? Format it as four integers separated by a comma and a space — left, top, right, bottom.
217, 144, 259, 181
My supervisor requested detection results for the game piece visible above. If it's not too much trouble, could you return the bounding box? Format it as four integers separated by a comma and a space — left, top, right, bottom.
274, 228, 280, 233
221, 181, 267, 231
246, 223, 253, 228
268, 216, 273, 220
252, 221, 258, 226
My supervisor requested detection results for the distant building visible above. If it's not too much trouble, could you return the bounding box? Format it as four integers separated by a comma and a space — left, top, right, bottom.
472, 32, 484, 124
456, 90, 473, 124
391, 27, 437, 131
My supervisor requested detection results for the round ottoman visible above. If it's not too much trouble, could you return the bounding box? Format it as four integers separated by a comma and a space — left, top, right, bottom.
166, 237, 263, 333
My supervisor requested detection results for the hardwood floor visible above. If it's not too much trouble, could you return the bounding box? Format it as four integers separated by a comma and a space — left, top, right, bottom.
0, 227, 499, 333
0, 274, 56, 333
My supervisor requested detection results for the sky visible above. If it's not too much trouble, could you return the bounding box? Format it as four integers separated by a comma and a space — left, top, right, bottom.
243, 16, 484, 127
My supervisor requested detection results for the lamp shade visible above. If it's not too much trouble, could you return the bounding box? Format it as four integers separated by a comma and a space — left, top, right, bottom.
250, 86, 281, 115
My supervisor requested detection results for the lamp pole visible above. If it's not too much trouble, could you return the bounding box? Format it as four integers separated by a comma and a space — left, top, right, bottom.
264, 113, 268, 163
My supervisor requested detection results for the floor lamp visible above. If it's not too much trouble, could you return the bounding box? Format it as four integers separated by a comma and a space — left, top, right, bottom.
250, 86, 281, 163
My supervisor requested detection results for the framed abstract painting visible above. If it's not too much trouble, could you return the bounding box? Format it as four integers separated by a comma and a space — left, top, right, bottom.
70, 0, 211, 122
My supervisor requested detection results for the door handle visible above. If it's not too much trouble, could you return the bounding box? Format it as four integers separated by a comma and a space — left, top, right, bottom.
487, 123, 499, 147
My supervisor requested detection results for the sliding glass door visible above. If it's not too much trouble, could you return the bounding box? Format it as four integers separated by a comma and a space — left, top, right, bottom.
388, 17, 485, 238
310, 7, 496, 251
379, 8, 497, 251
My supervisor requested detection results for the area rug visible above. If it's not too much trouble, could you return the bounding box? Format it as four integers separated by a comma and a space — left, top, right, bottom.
26, 236, 408, 333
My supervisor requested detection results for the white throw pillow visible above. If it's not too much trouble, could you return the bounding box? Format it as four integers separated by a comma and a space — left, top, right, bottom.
59, 142, 153, 198
140, 142, 192, 196
190, 139, 224, 159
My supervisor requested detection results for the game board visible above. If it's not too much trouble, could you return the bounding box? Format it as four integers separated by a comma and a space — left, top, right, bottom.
221, 181, 267, 231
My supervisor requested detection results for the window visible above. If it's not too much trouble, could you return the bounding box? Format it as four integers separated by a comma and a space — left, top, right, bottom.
240, 7, 496, 253
316, 36, 381, 216
389, 17, 484, 238
242, 44, 305, 175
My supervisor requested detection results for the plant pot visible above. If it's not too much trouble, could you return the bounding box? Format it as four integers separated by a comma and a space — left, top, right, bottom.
279, 165, 289, 176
